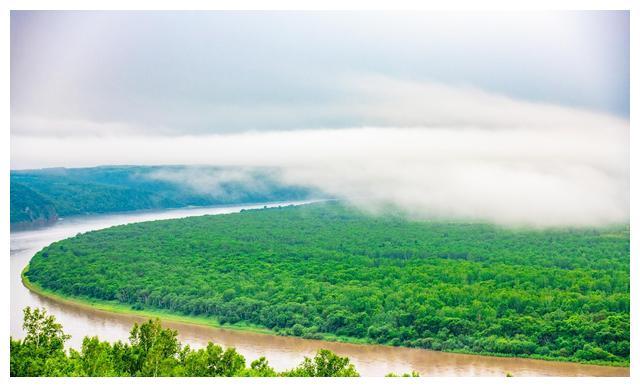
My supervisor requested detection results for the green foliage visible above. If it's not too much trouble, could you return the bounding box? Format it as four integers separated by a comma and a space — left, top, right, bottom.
76, 337, 119, 376
10, 182, 58, 229
128, 318, 182, 376
245, 357, 278, 376
10, 166, 316, 228
179, 343, 246, 377
10, 307, 71, 376
281, 349, 359, 377
385, 371, 420, 377
26, 202, 630, 365
10, 307, 359, 377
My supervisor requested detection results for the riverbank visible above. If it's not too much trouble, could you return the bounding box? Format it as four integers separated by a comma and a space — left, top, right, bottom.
21, 266, 630, 370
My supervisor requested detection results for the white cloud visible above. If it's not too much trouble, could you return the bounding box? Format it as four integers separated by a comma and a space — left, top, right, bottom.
11, 75, 629, 137
11, 79, 629, 228
11, 11, 630, 131
144, 166, 274, 199
345, 75, 629, 131
11, 124, 628, 227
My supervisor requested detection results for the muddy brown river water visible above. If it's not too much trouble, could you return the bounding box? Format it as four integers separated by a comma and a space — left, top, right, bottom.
10, 201, 629, 377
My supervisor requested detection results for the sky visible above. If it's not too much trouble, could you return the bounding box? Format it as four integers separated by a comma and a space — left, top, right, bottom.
11, 11, 629, 134
10, 11, 630, 226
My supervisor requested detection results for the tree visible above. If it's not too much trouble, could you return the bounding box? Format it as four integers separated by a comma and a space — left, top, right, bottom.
181, 343, 246, 376
10, 307, 70, 377
245, 357, 277, 376
282, 349, 359, 377
129, 318, 181, 376
21, 306, 70, 352
78, 336, 117, 376
11, 307, 367, 377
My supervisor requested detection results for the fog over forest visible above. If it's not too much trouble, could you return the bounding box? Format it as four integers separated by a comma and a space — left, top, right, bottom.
11, 11, 629, 227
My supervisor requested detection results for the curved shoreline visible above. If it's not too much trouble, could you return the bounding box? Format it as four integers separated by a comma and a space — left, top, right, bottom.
21, 265, 629, 371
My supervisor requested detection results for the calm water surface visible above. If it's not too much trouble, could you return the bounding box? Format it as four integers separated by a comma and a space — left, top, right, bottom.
10, 201, 629, 377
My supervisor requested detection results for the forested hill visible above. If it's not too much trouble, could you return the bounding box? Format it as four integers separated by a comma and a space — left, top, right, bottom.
26, 202, 630, 365
10, 166, 318, 230
10, 183, 59, 230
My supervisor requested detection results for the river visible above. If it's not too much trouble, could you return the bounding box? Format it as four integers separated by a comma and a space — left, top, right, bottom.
10, 201, 629, 377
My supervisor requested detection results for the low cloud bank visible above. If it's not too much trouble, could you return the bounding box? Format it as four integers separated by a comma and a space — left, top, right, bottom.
11, 79, 629, 227
12, 76, 630, 137
145, 167, 272, 199
12, 124, 628, 228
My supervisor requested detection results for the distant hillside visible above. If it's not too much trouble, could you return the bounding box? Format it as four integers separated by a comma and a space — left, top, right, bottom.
10, 182, 58, 230
10, 166, 318, 230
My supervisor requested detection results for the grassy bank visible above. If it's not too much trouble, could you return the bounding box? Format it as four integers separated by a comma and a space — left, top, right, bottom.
21, 264, 274, 336
21, 264, 369, 345
21, 265, 629, 368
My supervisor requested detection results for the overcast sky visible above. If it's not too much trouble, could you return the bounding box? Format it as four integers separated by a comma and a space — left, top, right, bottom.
11, 11, 629, 135
10, 11, 630, 226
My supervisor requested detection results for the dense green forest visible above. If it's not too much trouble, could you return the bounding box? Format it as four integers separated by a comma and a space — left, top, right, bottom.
25, 202, 630, 365
10, 307, 360, 377
10, 165, 317, 229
